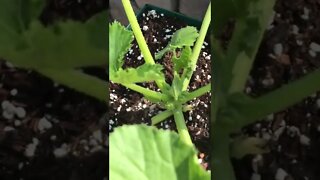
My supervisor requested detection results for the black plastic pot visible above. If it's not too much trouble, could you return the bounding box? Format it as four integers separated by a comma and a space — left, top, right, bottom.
131, 4, 202, 29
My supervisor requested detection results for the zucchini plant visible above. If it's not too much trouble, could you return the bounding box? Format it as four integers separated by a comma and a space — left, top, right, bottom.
110, 0, 211, 179
0, 0, 107, 101
212, 0, 320, 179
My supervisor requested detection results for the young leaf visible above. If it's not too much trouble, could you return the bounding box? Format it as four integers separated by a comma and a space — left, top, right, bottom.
172, 46, 192, 73
111, 63, 165, 84
110, 125, 210, 180
155, 26, 199, 59
109, 21, 133, 75
171, 74, 183, 100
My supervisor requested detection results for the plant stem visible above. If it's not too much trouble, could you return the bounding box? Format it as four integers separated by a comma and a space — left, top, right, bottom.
152, 110, 172, 125
38, 69, 107, 102
173, 108, 192, 146
182, 84, 211, 103
122, 0, 168, 91
227, 69, 320, 128
123, 83, 169, 102
182, 3, 211, 91
211, 127, 236, 180
151, 105, 193, 125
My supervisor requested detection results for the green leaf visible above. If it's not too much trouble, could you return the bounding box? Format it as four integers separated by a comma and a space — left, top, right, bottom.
155, 26, 199, 60
111, 64, 165, 84
110, 125, 210, 180
109, 21, 133, 74
172, 46, 192, 73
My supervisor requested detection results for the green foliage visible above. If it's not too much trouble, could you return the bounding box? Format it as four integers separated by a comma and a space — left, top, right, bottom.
0, 0, 107, 101
109, 21, 133, 74
155, 26, 199, 60
172, 46, 192, 73
109, 0, 211, 178
110, 125, 210, 180
113, 64, 165, 84
109, 22, 165, 84
212, 0, 320, 179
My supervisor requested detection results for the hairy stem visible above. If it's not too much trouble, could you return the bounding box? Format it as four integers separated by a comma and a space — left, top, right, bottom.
211, 127, 236, 180
173, 109, 192, 146
182, 84, 211, 103
151, 105, 192, 125
152, 110, 172, 125
122, 0, 168, 91
123, 83, 169, 102
38, 69, 107, 102
228, 69, 320, 128
182, 3, 211, 91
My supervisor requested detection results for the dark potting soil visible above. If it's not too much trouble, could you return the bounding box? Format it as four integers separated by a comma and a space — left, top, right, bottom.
0, 1, 108, 180
220, 0, 320, 179
109, 10, 211, 169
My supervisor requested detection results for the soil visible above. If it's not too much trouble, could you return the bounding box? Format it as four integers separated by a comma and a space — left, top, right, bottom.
109, 9, 211, 169
220, 0, 320, 179
0, 1, 108, 180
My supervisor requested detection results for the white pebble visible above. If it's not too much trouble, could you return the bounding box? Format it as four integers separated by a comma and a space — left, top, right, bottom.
1, 100, 11, 109
89, 138, 98, 146
310, 42, 320, 52
275, 168, 288, 180
93, 130, 103, 143
273, 43, 283, 56
296, 40, 303, 46
53, 144, 68, 158
2, 110, 15, 120
4, 126, 15, 132
147, 10, 157, 18
14, 120, 21, 126
15, 107, 26, 118
262, 78, 274, 87
24, 138, 39, 157
38, 117, 52, 131
142, 25, 148, 31
10, 89, 18, 96
50, 135, 57, 141
251, 173, 261, 180
273, 126, 285, 141
300, 134, 310, 146
292, 25, 299, 34
18, 162, 24, 170
316, 98, 320, 108
309, 50, 317, 57
301, 7, 310, 20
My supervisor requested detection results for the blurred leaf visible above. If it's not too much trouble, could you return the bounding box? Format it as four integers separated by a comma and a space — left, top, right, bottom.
0, 0, 107, 69
110, 125, 210, 180
231, 136, 269, 159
